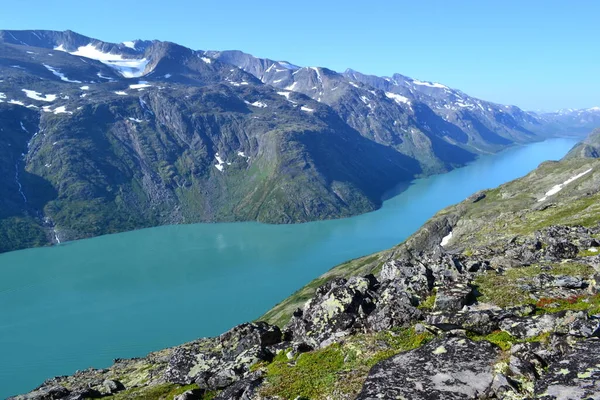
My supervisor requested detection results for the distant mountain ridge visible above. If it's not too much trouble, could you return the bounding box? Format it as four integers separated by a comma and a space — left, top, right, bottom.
0, 29, 595, 253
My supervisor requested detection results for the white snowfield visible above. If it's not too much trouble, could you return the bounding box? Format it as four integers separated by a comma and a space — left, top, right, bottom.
301, 106, 315, 112
56, 44, 149, 78
42, 105, 72, 115
385, 92, 410, 105
22, 89, 57, 102
114, 91, 128, 96
129, 81, 152, 90
122, 41, 136, 49
412, 79, 447, 89
43, 64, 82, 83
538, 168, 593, 202
440, 231, 453, 247
214, 153, 226, 171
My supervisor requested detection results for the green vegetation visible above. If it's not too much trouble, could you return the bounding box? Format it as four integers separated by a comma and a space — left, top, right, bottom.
536, 294, 600, 315
91, 383, 211, 400
468, 330, 552, 352
0, 216, 48, 253
578, 248, 600, 257
258, 327, 432, 399
418, 291, 437, 311
474, 262, 594, 308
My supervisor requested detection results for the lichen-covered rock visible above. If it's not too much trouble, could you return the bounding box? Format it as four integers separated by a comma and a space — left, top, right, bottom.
535, 339, 600, 399
173, 390, 200, 400
164, 322, 280, 390
499, 311, 586, 339
102, 379, 124, 394
213, 371, 264, 400
9, 386, 70, 400
365, 281, 422, 331
356, 337, 500, 399
284, 276, 378, 347
433, 280, 474, 312
379, 260, 433, 295
545, 242, 579, 260
425, 304, 536, 335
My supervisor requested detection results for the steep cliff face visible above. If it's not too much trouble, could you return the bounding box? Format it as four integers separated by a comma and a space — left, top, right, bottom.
11, 133, 600, 400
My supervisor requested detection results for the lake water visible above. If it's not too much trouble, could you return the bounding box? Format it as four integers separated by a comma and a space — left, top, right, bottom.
0, 137, 579, 397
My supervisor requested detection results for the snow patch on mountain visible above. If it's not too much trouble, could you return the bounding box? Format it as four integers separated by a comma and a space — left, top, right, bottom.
412, 79, 447, 89
56, 44, 149, 78
285, 82, 298, 91
385, 92, 410, 105
279, 61, 300, 70
538, 168, 593, 202
22, 89, 57, 102
122, 41, 136, 49
43, 64, 82, 83
129, 81, 152, 90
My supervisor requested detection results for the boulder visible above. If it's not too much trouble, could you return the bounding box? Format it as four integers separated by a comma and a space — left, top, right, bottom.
213, 371, 264, 400
173, 390, 200, 400
365, 282, 422, 331
356, 337, 499, 399
545, 242, 579, 260
379, 260, 433, 295
102, 379, 124, 394
433, 280, 474, 312
284, 276, 377, 347
535, 339, 600, 399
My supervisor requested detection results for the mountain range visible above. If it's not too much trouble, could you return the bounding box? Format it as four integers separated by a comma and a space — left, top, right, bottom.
0, 29, 596, 253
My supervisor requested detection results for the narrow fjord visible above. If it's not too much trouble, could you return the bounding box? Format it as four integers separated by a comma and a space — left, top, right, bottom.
0, 137, 577, 397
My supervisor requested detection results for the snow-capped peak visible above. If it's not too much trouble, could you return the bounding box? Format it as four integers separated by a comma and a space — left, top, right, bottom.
54, 43, 149, 78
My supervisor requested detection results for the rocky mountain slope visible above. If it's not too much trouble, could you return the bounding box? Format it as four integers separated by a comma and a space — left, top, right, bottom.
11, 133, 600, 399
0, 29, 588, 254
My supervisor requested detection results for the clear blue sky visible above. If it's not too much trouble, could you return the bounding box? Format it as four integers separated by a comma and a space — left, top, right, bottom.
1, 0, 598, 110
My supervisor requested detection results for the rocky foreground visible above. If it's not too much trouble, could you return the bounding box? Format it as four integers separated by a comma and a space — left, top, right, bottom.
13, 223, 600, 399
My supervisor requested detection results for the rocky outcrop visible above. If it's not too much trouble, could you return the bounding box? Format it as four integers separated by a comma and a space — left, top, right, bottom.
535, 339, 600, 399
357, 337, 500, 399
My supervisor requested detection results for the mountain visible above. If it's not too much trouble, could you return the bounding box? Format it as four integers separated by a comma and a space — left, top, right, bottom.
208, 50, 550, 174
11, 130, 600, 400
564, 128, 600, 159
537, 107, 600, 135
0, 29, 591, 254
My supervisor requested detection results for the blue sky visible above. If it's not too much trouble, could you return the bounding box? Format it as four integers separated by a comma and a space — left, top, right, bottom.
1, 0, 598, 110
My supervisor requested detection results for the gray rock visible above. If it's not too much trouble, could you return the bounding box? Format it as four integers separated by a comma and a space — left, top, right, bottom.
213, 371, 264, 400
433, 281, 474, 312
568, 317, 600, 337
379, 259, 433, 295
535, 339, 600, 399
545, 242, 579, 260
365, 281, 422, 331
173, 390, 199, 400
499, 312, 585, 339
102, 379, 124, 394
356, 337, 499, 399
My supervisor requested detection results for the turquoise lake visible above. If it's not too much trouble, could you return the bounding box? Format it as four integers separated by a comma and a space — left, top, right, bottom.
0, 137, 579, 397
